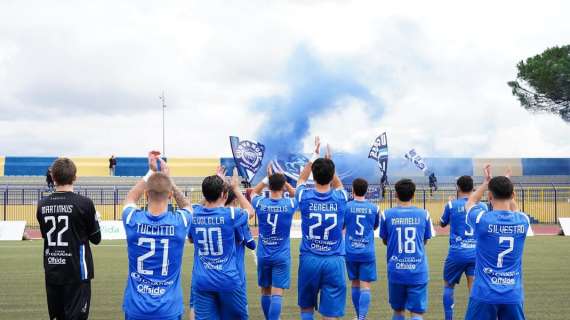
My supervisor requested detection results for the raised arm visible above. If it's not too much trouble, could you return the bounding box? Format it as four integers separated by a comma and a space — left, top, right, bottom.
466, 164, 491, 212
298, 136, 320, 185
125, 151, 160, 205
251, 161, 273, 196
231, 168, 255, 219
326, 144, 343, 190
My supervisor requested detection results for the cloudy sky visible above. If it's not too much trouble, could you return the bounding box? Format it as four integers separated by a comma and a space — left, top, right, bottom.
0, 0, 569, 158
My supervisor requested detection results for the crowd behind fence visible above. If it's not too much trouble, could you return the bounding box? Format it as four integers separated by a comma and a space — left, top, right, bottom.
1, 184, 569, 228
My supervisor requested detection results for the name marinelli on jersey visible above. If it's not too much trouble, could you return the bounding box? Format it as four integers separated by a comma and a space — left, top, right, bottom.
487, 224, 526, 234
309, 202, 338, 212
192, 216, 225, 225
350, 207, 372, 214
41, 204, 73, 214
391, 217, 421, 225
136, 223, 175, 236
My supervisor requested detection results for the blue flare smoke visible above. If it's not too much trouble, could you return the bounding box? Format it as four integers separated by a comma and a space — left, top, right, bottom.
254, 46, 384, 158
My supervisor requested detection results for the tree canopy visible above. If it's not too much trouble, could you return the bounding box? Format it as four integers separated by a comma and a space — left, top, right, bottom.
508, 45, 570, 122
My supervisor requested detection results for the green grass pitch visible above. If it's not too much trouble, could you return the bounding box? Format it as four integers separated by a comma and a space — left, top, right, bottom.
1, 237, 570, 319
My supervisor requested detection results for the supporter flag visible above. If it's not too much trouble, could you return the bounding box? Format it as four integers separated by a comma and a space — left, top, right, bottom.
404, 148, 429, 173
229, 136, 266, 183
368, 132, 388, 180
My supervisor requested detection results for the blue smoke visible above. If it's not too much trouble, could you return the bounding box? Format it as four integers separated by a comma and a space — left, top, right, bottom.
254, 46, 384, 157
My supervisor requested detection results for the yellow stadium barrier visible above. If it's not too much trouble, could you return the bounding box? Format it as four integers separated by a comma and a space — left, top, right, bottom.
167, 158, 219, 177
69, 157, 109, 176
0, 156, 4, 176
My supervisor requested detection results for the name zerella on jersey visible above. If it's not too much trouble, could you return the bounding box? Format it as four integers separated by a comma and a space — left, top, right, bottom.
122, 204, 192, 319
296, 184, 348, 255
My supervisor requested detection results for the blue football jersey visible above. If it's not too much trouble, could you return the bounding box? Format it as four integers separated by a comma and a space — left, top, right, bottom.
466, 206, 530, 304
122, 205, 192, 319
344, 200, 379, 262
188, 205, 248, 292
253, 195, 297, 263
295, 184, 348, 256
380, 206, 432, 285
441, 198, 488, 260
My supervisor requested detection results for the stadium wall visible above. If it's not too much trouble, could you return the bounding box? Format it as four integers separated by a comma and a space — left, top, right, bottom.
0, 156, 569, 177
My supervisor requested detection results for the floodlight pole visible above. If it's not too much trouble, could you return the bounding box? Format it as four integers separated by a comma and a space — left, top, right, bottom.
159, 91, 167, 157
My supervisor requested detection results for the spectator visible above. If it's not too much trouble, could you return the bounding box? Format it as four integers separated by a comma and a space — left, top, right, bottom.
109, 155, 117, 176
46, 168, 54, 191
429, 172, 438, 196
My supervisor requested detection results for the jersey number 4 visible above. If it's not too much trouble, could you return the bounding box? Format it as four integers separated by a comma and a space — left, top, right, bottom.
44, 216, 69, 247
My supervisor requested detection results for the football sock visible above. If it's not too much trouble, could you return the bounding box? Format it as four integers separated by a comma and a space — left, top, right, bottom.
351, 286, 361, 317
268, 295, 282, 320
358, 288, 371, 320
261, 295, 271, 319
443, 286, 455, 320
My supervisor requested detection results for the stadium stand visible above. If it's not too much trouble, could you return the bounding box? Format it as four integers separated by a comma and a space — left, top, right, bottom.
4, 156, 56, 176
69, 157, 109, 176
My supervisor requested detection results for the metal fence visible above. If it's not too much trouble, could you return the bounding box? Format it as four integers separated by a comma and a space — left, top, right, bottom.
2, 185, 569, 228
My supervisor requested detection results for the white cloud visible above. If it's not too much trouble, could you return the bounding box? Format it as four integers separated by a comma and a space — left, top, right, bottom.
0, 0, 568, 157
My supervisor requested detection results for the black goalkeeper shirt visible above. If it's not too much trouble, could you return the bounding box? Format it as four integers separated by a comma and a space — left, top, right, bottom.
37, 191, 101, 284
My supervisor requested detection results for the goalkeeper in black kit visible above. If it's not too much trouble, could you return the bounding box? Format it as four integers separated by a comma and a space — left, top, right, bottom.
37, 158, 101, 320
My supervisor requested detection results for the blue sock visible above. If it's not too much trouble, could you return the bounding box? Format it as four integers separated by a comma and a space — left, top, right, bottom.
268, 295, 282, 320
301, 311, 314, 320
392, 315, 405, 320
351, 287, 361, 317
443, 286, 455, 320
410, 316, 423, 320
358, 288, 371, 320
261, 295, 271, 319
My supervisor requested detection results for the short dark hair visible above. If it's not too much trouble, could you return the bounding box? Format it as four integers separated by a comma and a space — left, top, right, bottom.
224, 184, 236, 206
50, 158, 77, 185
202, 175, 226, 202
268, 173, 286, 192
312, 158, 335, 185
456, 175, 474, 193
488, 176, 514, 200
352, 178, 368, 197
146, 172, 172, 202
395, 179, 415, 202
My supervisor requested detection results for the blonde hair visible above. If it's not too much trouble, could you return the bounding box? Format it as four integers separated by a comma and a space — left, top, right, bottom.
146, 172, 172, 202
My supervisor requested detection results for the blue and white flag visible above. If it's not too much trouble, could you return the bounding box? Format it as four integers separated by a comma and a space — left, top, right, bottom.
404, 148, 428, 173
229, 136, 265, 183
368, 132, 388, 178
